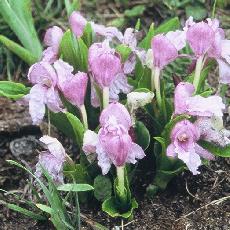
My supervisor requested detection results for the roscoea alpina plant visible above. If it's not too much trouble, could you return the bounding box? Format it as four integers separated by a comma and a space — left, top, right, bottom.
1, 5, 230, 228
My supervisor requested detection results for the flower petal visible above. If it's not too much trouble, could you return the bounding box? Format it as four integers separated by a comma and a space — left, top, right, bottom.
166, 143, 177, 157
126, 143, 145, 164
218, 59, 230, 84
46, 87, 64, 113
69, 11, 87, 37
100, 102, 132, 129
151, 34, 178, 69
82, 130, 98, 154
194, 144, 215, 160
28, 84, 47, 125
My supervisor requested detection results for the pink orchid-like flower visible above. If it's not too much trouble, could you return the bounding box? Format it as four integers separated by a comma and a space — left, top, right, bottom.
174, 82, 225, 117
185, 17, 230, 84
82, 102, 145, 174
151, 31, 186, 69
88, 41, 121, 89
89, 42, 133, 107
27, 61, 64, 124
167, 120, 214, 175
42, 26, 63, 63
69, 11, 123, 41
35, 135, 66, 184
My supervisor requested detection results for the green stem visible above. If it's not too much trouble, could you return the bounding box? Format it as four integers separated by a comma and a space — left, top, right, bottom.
152, 67, 162, 108
47, 109, 51, 136
75, 192, 81, 230
102, 87, 109, 109
212, 0, 217, 18
193, 55, 204, 93
79, 105, 88, 130
117, 166, 125, 196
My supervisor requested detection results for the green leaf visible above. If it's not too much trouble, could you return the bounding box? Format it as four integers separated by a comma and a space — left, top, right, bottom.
135, 18, 141, 31
139, 23, 154, 49
108, 18, 126, 28
154, 137, 166, 152
59, 30, 88, 71
36, 204, 53, 214
0, 0, 42, 58
94, 175, 112, 202
199, 140, 230, 157
0, 35, 38, 65
116, 44, 132, 62
102, 197, 138, 218
82, 22, 93, 47
135, 121, 150, 150
137, 67, 152, 89
124, 5, 146, 17
65, 112, 85, 146
186, 5, 207, 20
57, 183, 94, 192
7, 203, 46, 221
0, 81, 30, 99
155, 17, 180, 35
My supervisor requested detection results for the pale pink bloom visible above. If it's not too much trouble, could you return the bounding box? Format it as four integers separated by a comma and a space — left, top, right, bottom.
195, 117, 230, 147
35, 136, 66, 184
27, 61, 64, 124
99, 102, 132, 129
167, 120, 214, 175
69, 11, 87, 38
88, 41, 121, 88
69, 11, 123, 41
82, 103, 145, 174
151, 32, 185, 69
42, 26, 63, 63
61, 72, 88, 108
186, 21, 215, 56
185, 17, 230, 83
174, 82, 225, 117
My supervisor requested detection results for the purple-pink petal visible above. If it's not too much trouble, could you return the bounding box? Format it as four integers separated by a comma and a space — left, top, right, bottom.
100, 102, 132, 130
28, 61, 57, 86
62, 72, 88, 107
69, 11, 87, 37
151, 34, 178, 69
186, 22, 215, 56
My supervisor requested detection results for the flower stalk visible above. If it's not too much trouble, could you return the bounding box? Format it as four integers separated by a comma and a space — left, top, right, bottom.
80, 105, 88, 130
103, 87, 110, 109
117, 166, 125, 196
193, 55, 204, 93
152, 67, 162, 108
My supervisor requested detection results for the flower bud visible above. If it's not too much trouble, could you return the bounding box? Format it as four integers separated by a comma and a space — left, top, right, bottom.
69, 11, 87, 37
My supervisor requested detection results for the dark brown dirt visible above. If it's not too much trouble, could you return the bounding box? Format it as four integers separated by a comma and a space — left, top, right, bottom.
0, 99, 229, 230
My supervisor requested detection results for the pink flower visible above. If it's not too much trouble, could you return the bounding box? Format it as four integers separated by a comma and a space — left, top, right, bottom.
167, 120, 214, 175
61, 72, 88, 108
27, 61, 64, 124
185, 17, 230, 84
151, 31, 186, 69
69, 11, 123, 41
100, 102, 132, 129
42, 26, 63, 63
82, 102, 145, 174
35, 136, 66, 184
174, 82, 225, 117
187, 21, 215, 57
69, 11, 87, 38
88, 41, 121, 88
